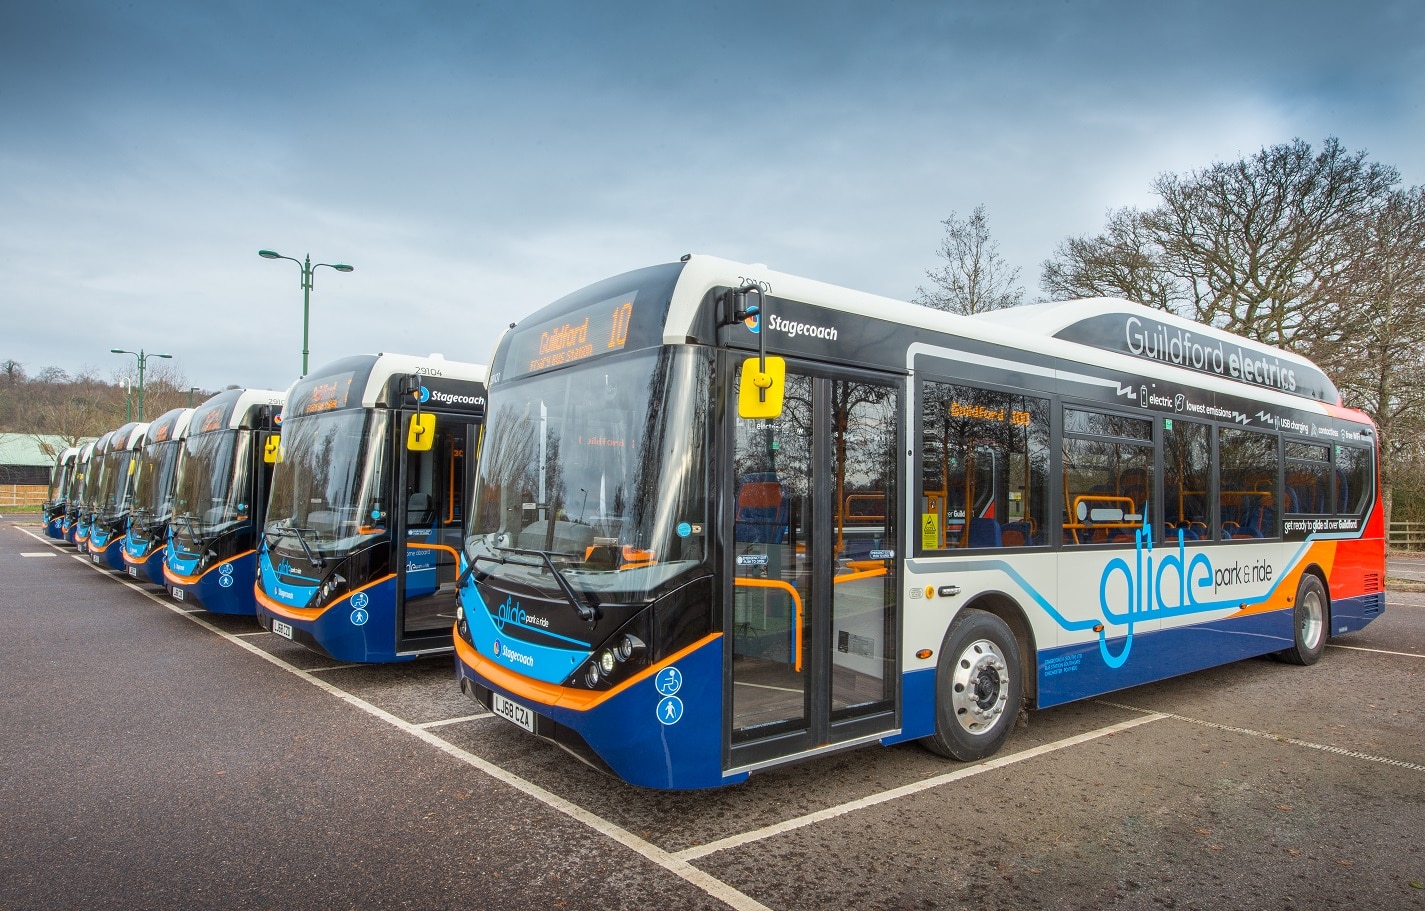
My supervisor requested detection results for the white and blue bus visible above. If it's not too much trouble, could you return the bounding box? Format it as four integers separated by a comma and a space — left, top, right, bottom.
122, 407, 194, 585
255, 353, 487, 662
453, 255, 1385, 790
43, 447, 80, 540
86, 421, 150, 572
60, 440, 96, 547
163, 388, 285, 614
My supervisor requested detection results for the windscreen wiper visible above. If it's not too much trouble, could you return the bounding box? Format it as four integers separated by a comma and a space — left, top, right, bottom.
171, 512, 206, 547
467, 546, 596, 621
265, 525, 325, 569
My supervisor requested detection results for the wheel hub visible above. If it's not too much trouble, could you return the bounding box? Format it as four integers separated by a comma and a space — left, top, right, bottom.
950, 638, 1009, 735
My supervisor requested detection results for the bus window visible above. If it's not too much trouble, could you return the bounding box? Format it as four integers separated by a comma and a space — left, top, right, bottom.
1285, 441, 1330, 515
919, 382, 1049, 550
1219, 428, 1279, 538
1161, 419, 1211, 541
1062, 407, 1152, 545
1334, 445, 1372, 515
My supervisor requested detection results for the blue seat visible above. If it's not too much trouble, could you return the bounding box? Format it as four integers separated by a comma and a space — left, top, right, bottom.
735, 474, 789, 544
968, 517, 1001, 548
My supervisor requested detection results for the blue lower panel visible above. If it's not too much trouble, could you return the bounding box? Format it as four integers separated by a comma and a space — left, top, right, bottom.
459, 635, 739, 790
258, 578, 409, 663
1038, 609, 1294, 708
46, 517, 64, 539
171, 552, 258, 615
100, 539, 126, 572
1330, 593, 1385, 634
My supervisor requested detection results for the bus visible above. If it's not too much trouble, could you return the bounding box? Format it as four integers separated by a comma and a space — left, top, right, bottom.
87, 421, 150, 571
73, 430, 116, 555
163, 388, 285, 614
255, 353, 487, 662
122, 407, 194, 585
452, 255, 1385, 790
43, 447, 80, 539
60, 441, 96, 546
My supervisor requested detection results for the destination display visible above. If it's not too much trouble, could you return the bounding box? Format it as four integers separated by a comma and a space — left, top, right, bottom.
288, 370, 358, 415
192, 398, 237, 434
503, 293, 637, 379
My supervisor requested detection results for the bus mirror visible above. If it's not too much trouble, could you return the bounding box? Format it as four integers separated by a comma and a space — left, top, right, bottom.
263, 435, 281, 464
408, 413, 436, 451
738, 356, 785, 419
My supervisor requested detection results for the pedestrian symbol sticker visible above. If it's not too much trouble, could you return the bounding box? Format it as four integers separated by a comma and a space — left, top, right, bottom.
657, 696, 683, 725
218, 574, 233, 588
351, 608, 369, 626
655, 666, 682, 697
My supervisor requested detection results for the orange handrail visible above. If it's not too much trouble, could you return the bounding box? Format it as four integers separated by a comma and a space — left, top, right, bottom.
734, 577, 804, 672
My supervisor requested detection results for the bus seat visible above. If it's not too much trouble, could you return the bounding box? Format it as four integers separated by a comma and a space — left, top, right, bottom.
407, 492, 435, 528
736, 475, 788, 544
968, 518, 1001, 548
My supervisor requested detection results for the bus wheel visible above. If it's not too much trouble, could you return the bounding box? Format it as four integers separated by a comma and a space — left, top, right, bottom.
923, 609, 1022, 762
1278, 575, 1328, 666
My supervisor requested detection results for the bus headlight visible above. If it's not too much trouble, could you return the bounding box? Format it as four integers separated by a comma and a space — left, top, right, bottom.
569, 622, 649, 690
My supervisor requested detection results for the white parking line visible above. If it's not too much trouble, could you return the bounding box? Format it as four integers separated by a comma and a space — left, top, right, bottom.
675, 712, 1166, 862
1327, 643, 1425, 660
416, 713, 490, 729
21, 552, 57, 558
18, 526, 773, 911
1099, 700, 1425, 773
306, 663, 363, 673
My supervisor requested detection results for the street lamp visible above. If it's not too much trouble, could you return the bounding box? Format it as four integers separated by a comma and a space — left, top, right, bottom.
258, 249, 354, 375
110, 348, 173, 422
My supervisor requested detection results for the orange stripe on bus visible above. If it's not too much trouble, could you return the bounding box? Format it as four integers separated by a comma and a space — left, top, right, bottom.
163, 549, 256, 586
455, 630, 722, 712
255, 573, 398, 621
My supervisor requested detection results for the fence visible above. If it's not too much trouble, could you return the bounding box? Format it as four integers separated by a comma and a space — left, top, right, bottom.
1389, 521, 1425, 551
0, 485, 47, 509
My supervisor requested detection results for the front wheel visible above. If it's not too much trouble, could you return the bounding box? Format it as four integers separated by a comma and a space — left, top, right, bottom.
1278, 574, 1329, 666
922, 608, 1023, 762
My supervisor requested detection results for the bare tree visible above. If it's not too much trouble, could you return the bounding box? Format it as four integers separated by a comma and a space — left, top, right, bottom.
1310, 187, 1425, 524
916, 205, 1025, 315
1041, 207, 1175, 310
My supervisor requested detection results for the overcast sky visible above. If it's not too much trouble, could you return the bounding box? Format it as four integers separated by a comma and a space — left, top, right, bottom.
3, 0, 1423, 394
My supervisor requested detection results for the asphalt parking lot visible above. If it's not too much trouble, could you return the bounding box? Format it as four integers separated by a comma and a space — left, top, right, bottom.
2, 519, 1422, 911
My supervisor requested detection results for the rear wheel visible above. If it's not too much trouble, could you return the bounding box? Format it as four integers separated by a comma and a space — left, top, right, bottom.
1278, 574, 1328, 666
922, 608, 1023, 761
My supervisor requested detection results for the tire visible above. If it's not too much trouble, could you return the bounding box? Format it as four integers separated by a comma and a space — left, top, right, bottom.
922, 608, 1023, 761
1278, 574, 1329, 666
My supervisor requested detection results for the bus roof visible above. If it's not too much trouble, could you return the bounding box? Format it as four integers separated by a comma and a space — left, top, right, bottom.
667, 254, 1345, 410
284, 352, 487, 416
144, 407, 195, 445
190, 388, 286, 435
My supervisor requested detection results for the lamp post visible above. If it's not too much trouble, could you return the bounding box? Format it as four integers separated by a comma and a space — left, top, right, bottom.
258, 250, 354, 375
110, 349, 173, 422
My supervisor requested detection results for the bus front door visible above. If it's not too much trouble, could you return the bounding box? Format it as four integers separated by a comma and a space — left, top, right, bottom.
727, 367, 900, 771
396, 414, 476, 652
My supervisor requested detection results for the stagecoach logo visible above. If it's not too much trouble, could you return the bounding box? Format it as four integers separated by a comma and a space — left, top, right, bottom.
491, 638, 534, 667
760, 313, 839, 342
1086, 519, 1280, 668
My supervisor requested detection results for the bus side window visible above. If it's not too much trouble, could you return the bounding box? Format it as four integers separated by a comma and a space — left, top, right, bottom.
918, 381, 1049, 551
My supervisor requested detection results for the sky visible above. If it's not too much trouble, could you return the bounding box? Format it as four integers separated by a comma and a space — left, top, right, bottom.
3, 0, 1424, 394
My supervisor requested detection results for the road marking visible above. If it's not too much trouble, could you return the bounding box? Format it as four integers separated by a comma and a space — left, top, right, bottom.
1099, 700, 1425, 773
18, 526, 773, 911
675, 712, 1167, 862
306, 663, 363, 673
233, 630, 271, 638
1327, 643, 1425, 660
21, 552, 57, 558
416, 713, 490, 729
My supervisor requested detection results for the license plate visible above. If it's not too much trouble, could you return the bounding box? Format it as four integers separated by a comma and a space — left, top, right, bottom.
127, 566, 138, 579
491, 691, 535, 732
172, 587, 185, 602
271, 619, 294, 640
91, 553, 101, 564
